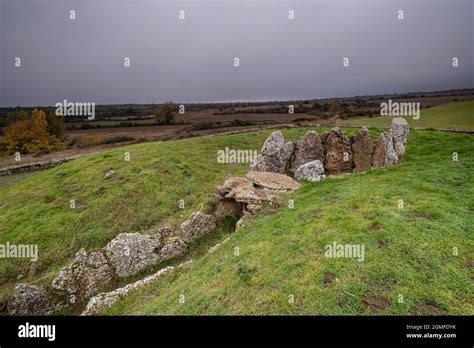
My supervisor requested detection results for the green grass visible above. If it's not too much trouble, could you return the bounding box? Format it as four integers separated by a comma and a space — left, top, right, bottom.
338, 100, 474, 130
0, 125, 473, 315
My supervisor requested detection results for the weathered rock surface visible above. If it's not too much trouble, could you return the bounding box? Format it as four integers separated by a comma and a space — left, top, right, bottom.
290, 131, 324, 172
324, 127, 353, 174
180, 211, 217, 242
217, 177, 253, 196
52, 249, 114, 304
246, 171, 301, 191
215, 199, 241, 218
81, 266, 174, 316
159, 237, 187, 260
384, 129, 399, 166
7, 284, 52, 315
105, 233, 162, 278
253, 131, 294, 173
294, 160, 326, 182
371, 132, 388, 169
352, 127, 374, 172
391, 117, 409, 156
320, 131, 329, 146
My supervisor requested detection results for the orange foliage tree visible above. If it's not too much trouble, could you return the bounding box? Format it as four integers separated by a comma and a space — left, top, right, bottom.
2, 109, 63, 154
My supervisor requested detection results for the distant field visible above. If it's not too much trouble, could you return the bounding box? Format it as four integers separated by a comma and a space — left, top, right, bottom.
338, 101, 474, 130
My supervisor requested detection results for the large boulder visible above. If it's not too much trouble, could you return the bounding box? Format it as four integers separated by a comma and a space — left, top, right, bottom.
324, 127, 353, 174
371, 132, 388, 169
105, 233, 162, 278
52, 249, 114, 304
180, 211, 217, 242
290, 131, 324, 172
391, 117, 409, 156
253, 131, 294, 173
384, 129, 399, 166
352, 127, 374, 172
8, 284, 52, 315
294, 160, 326, 182
246, 171, 301, 191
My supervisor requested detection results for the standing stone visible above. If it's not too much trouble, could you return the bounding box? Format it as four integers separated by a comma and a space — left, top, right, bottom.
324, 127, 353, 174
391, 117, 409, 156
8, 284, 52, 315
294, 160, 326, 182
384, 129, 399, 166
180, 211, 217, 242
352, 127, 374, 172
290, 131, 325, 172
253, 131, 294, 174
371, 132, 387, 169
52, 249, 114, 304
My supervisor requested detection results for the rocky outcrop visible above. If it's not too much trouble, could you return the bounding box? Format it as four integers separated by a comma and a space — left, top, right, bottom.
324, 127, 353, 174
253, 131, 294, 173
290, 131, 324, 172
7, 284, 53, 315
52, 249, 114, 305
246, 171, 301, 192
180, 211, 217, 242
81, 266, 174, 316
352, 127, 374, 172
391, 117, 410, 156
295, 160, 326, 182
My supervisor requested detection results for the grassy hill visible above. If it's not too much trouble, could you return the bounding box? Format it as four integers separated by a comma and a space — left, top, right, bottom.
0, 125, 473, 315
337, 100, 474, 130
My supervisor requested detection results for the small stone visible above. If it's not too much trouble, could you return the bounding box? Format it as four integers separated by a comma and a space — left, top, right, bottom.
294, 160, 325, 182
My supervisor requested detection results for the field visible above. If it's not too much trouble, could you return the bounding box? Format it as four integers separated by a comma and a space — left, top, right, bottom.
338, 101, 474, 130
0, 123, 473, 315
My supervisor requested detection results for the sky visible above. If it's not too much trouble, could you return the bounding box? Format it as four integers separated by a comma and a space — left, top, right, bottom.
0, 0, 473, 106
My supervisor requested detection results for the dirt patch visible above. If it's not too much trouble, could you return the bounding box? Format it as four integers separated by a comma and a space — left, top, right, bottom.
362, 294, 391, 312
368, 223, 381, 232
323, 272, 336, 284
408, 212, 435, 221
377, 240, 388, 248
410, 300, 446, 315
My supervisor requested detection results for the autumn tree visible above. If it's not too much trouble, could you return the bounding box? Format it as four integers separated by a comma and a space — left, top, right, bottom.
2, 109, 63, 154
154, 102, 176, 124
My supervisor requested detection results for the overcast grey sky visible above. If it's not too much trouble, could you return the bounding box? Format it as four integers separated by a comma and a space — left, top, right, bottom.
0, 0, 472, 106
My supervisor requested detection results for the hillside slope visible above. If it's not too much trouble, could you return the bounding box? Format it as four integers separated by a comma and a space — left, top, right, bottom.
105, 130, 473, 315
337, 100, 474, 130
1, 126, 472, 315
